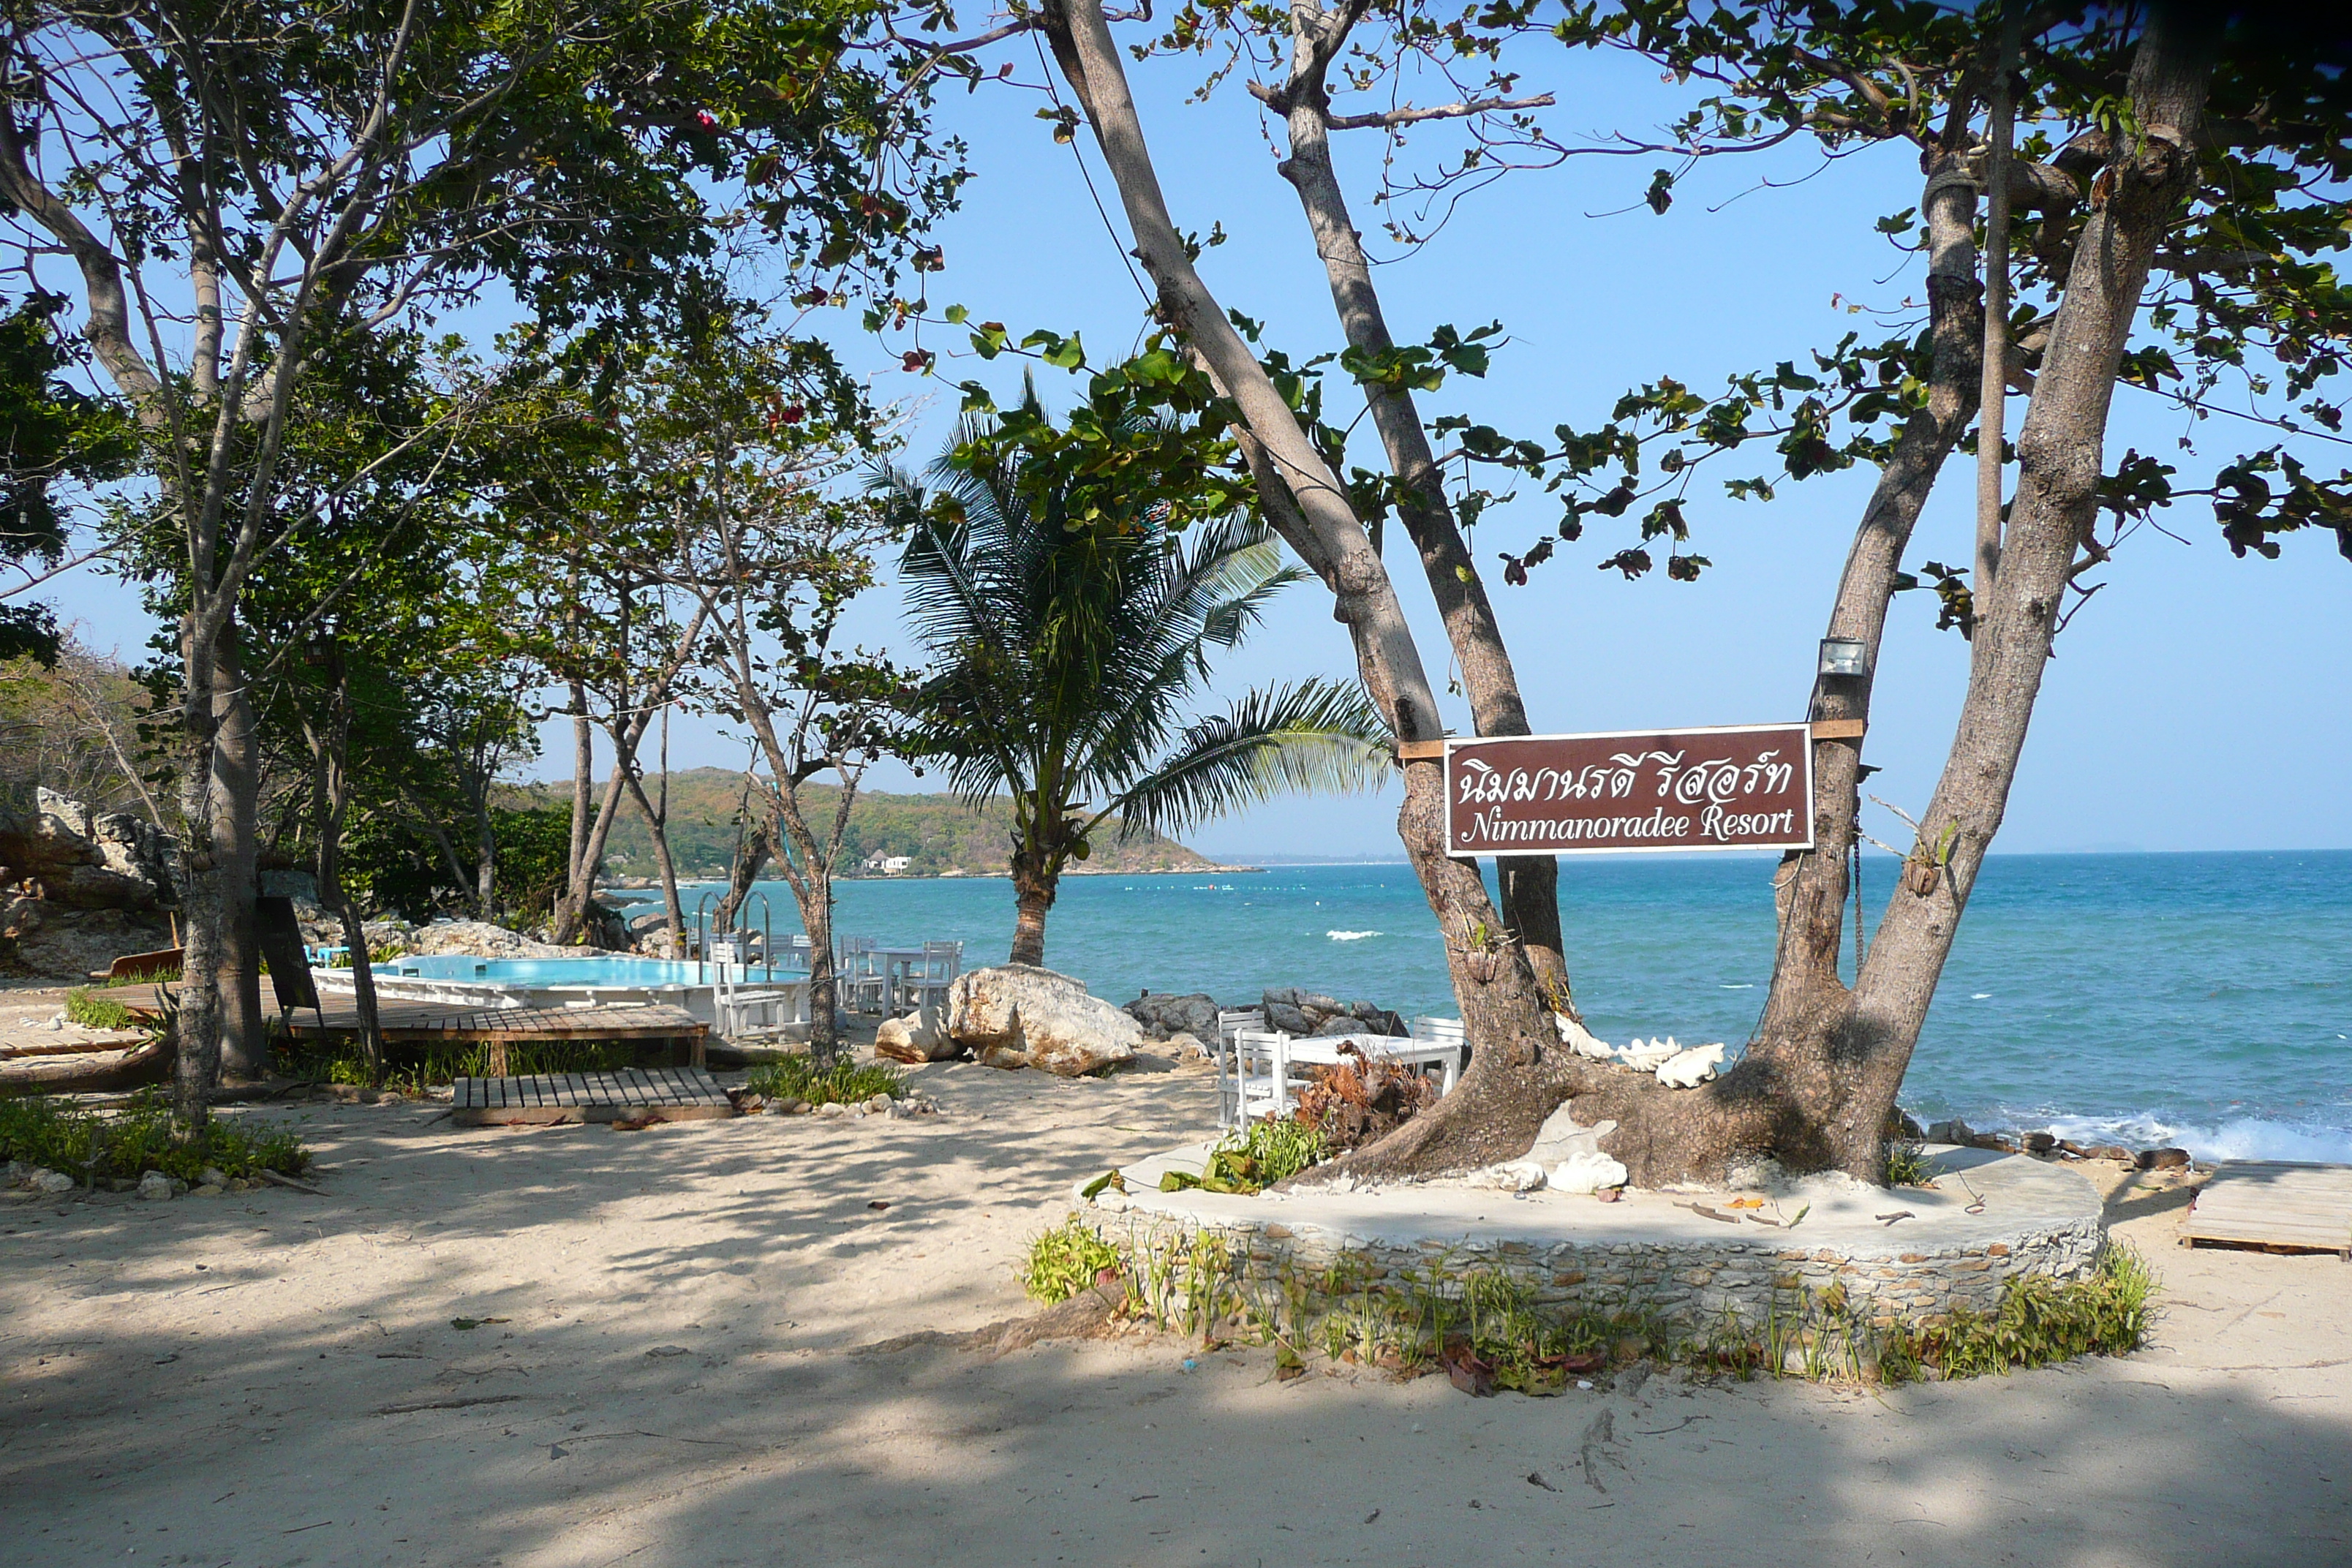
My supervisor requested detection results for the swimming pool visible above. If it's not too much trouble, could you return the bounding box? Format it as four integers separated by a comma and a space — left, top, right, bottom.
383, 955, 733, 987
313, 951, 810, 1028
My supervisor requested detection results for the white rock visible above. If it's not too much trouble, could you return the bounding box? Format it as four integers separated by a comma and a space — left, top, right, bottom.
198, 1166, 229, 1188
32, 1168, 75, 1194
948, 964, 1140, 1077
815, 1101, 849, 1119
1655, 1042, 1727, 1088
875, 1012, 959, 1063
1528, 1107, 1618, 1166
1463, 1159, 1548, 1192
1549, 1150, 1630, 1194
136, 1170, 173, 1201
1555, 1013, 1616, 1060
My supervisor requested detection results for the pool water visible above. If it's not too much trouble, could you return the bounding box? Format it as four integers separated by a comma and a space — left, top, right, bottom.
382, 956, 802, 987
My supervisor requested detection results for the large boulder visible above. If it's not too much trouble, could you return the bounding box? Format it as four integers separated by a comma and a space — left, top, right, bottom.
0, 789, 177, 913
1262, 986, 1401, 1038
875, 1011, 962, 1064
401, 921, 573, 960
950, 964, 1140, 1077
1124, 991, 1218, 1042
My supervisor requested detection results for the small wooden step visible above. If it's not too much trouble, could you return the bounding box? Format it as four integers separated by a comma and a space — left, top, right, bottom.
2184, 1161, 2352, 1256
450, 1066, 734, 1127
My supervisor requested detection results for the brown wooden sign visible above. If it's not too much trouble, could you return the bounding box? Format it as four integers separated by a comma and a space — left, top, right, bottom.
1444, 723, 1815, 856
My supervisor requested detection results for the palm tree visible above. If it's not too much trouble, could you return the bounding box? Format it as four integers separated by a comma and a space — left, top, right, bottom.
883, 402, 1389, 969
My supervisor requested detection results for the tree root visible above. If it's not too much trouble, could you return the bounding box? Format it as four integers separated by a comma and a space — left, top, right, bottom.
849, 1279, 1131, 1361
0, 1034, 172, 1095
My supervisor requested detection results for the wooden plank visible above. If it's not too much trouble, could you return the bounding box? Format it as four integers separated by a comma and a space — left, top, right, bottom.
2183, 1161, 2352, 1252
1810, 718, 1867, 740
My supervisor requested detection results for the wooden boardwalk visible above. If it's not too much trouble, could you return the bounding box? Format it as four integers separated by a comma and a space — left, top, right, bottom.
451, 1066, 734, 1127
285, 998, 706, 1071
2184, 1161, 2352, 1256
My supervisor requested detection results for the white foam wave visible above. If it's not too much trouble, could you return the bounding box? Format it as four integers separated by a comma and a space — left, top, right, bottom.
1719, 983, 1754, 990
2042, 1111, 2352, 1164
1326, 930, 1383, 941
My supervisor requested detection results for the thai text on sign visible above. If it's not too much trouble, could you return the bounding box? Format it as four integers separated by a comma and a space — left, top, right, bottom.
1444, 723, 1815, 856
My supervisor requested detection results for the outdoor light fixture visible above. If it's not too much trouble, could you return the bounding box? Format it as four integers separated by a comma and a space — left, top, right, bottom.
1818, 637, 1870, 678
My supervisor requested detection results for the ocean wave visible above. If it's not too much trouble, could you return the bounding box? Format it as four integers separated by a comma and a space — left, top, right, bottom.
1327, 930, 1383, 941
2041, 1111, 2352, 1164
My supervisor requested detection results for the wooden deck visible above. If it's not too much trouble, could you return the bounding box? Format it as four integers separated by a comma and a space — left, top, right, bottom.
2184, 1161, 2352, 1256
451, 1066, 735, 1127
284, 998, 706, 1072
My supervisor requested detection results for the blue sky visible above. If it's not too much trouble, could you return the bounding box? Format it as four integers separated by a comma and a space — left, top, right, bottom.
57, 26, 2351, 858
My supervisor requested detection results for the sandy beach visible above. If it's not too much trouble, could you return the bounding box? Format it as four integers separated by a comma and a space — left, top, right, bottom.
3, 1052, 2347, 1567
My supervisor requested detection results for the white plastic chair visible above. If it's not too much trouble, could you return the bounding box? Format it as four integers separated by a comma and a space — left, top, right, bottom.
1221, 1029, 1311, 1128
1215, 1008, 1265, 1044
835, 935, 884, 1014
908, 941, 962, 1030
1409, 1016, 1469, 1095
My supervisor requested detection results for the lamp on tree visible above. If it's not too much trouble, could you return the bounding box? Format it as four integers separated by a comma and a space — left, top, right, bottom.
1817, 637, 1869, 679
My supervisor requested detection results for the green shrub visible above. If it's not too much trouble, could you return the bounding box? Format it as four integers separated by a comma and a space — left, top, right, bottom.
63, 989, 136, 1030
0, 1091, 309, 1183
1888, 1243, 2157, 1381
272, 1037, 638, 1091
1157, 1119, 1330, 1195
1020, 1215, 1123, 1304
1885, 1141, 1936, 1187
744, 1054, 906, 1107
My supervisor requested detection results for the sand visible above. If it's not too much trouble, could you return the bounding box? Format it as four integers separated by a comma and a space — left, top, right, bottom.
2, 1052, 2347, 1567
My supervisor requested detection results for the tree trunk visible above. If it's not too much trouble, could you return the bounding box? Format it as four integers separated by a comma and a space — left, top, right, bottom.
566, 681, 593, 893
622, 767, 685, 959
473, 786, 497, 918
1009, 845, 1056, 968
1269, 31, 1572, 1010
1757, 151, 1983, 1049
170, 617, 225, 1134
1047, 0, 1573, 1175
210, 626, 268, 1079
800, 881, 839, 1069
0, 1033, 173, 1094
713, 813, 772, 934
334, 896, 385, 1079
1757, 12, 2215, 1180
551, 764, 630, 946
312, 642, 382, 1080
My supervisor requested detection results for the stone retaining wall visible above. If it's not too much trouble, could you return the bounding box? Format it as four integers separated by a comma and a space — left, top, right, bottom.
1084, 1183, 2106, 1330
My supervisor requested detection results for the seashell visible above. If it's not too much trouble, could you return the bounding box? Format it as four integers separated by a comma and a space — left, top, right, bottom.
1655, 1041, 1727, 1089
1555, 1012, 1616, 1060
1618, 1036, 1678, 1071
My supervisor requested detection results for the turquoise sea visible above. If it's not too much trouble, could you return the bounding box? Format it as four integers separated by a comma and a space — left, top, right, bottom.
685, 851, 2352, 1163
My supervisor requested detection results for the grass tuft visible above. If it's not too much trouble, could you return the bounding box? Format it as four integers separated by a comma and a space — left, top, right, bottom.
63, 989, 137, 1030
1883, 1243, 2157, 1381
0, 1091, 309, 1184
743, 1054, 905, 1107
1884, 1141, 1937, 1187
1019, 1215, 1124, 1303
1157, 1120, 1330, 1196
272, 1038, 639, 1091
1093, 1228, 2159, 1392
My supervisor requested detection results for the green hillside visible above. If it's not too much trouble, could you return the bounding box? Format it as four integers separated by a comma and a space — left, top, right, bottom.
511, 769, 1240, 880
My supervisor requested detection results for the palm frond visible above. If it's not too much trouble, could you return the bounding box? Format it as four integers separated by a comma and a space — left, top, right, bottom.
1101, 678, 1392, 843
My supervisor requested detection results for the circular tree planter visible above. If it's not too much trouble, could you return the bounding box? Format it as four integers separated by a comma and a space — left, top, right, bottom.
1078, 1144, 2105, 1332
